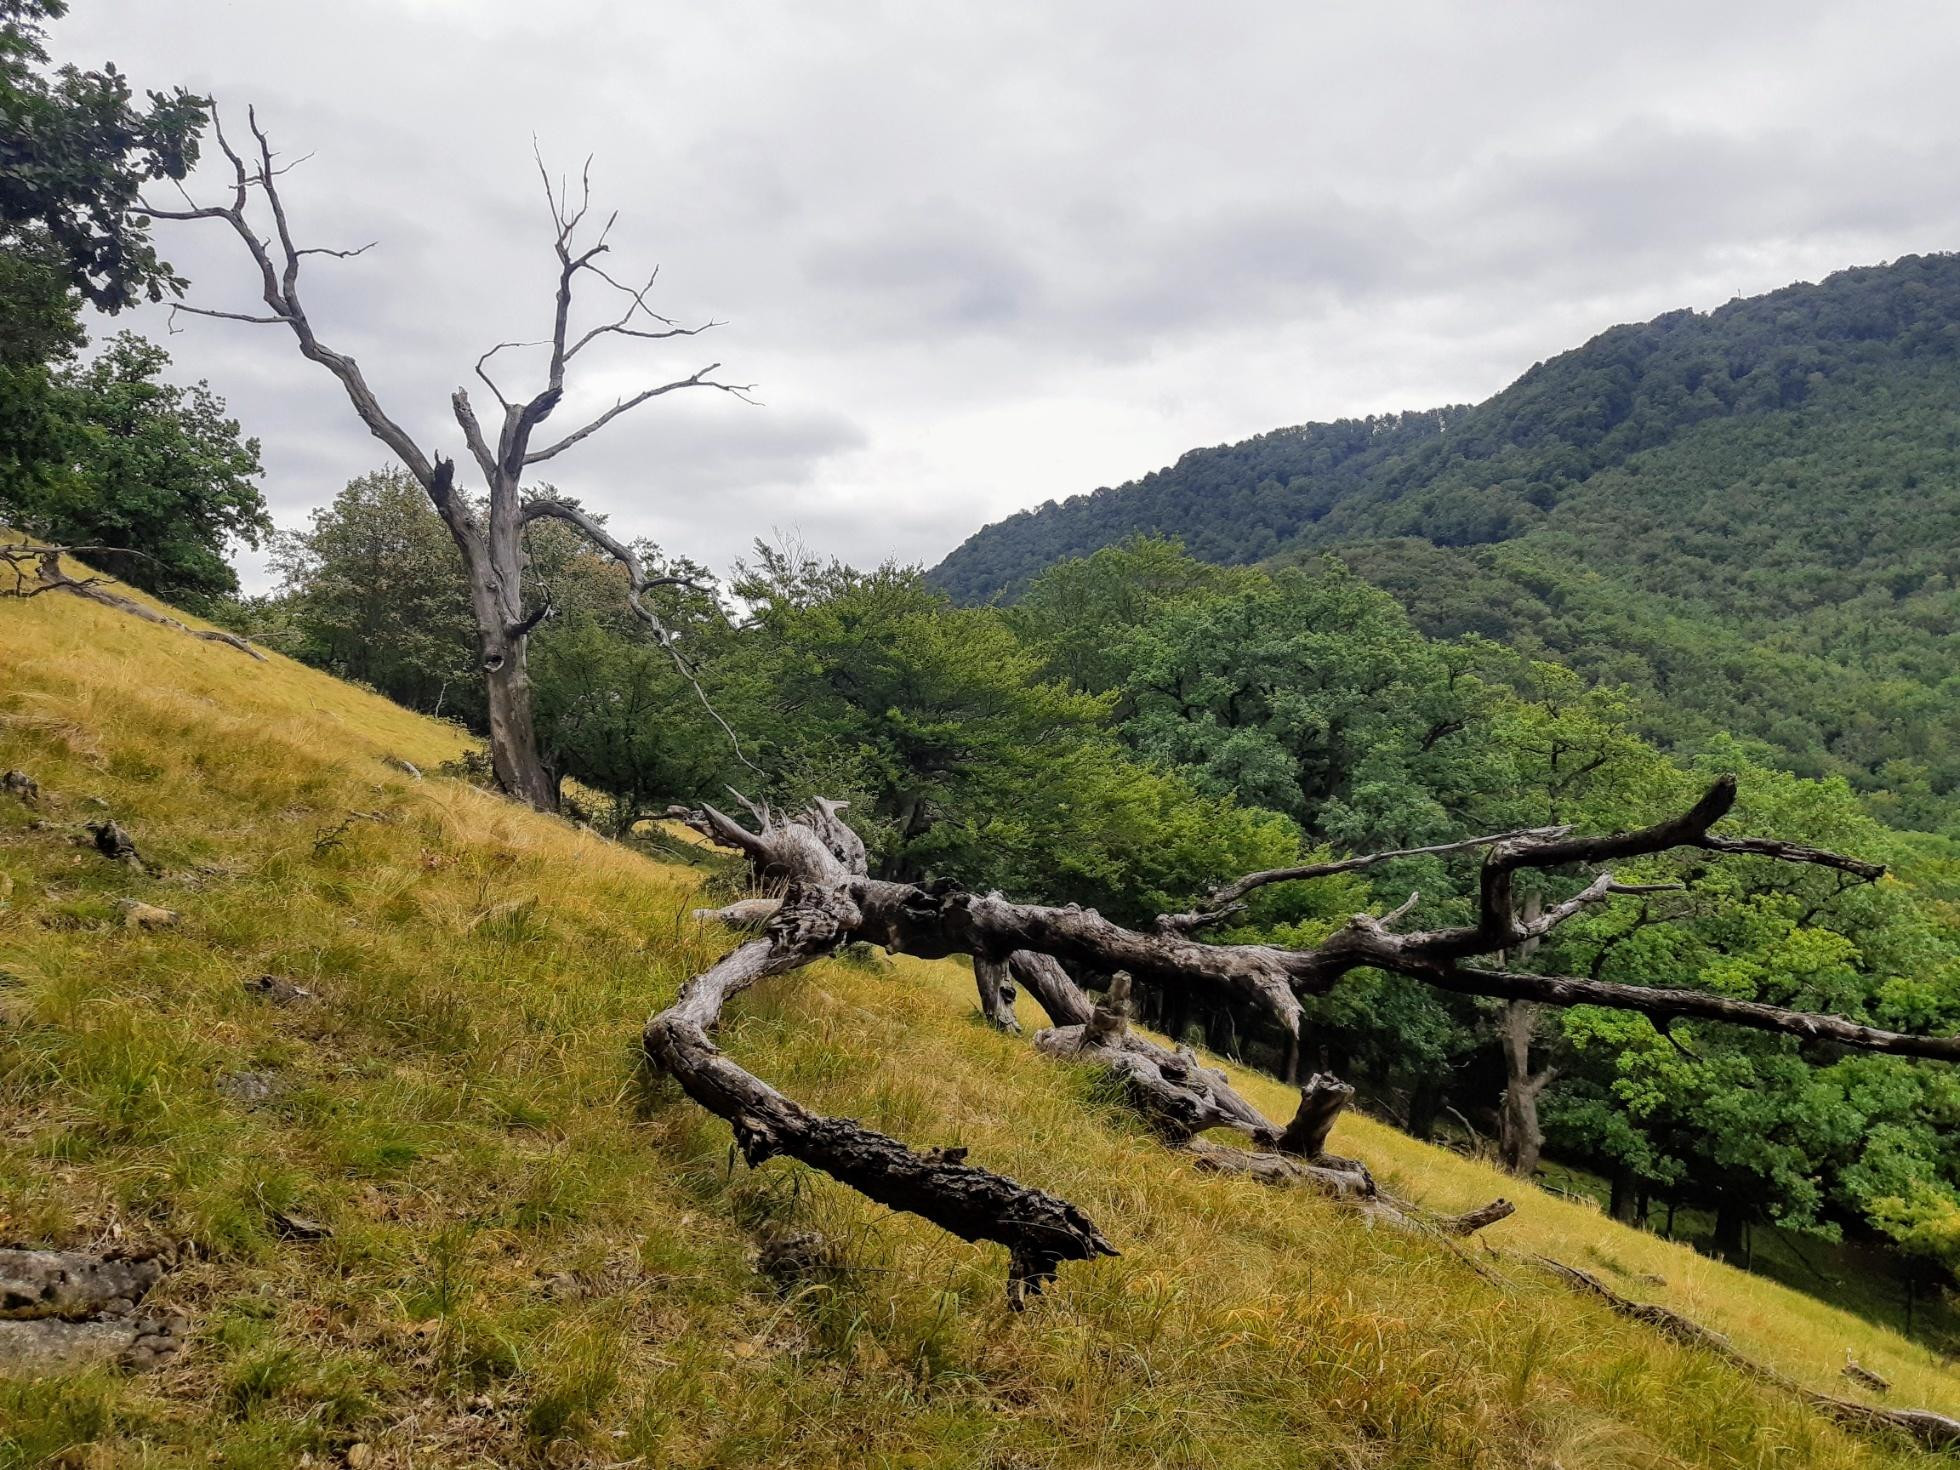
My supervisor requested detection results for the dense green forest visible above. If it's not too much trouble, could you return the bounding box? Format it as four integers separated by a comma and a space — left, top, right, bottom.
930, 256, 1960, 833
219, 515, 1960, 1321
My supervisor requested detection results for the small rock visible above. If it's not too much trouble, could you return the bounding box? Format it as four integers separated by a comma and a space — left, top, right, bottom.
345, 1444, 375, 1469
754, 1230, 847, 1293
217, 1070, 278, 1105
86, 820, 142, 868
269, 1209, 332, 1241
1, 771, 37, 806
244, 973, 316, 1006
116, 898, 178, 930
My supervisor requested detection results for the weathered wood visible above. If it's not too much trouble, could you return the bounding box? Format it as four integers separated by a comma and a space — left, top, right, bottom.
1440, 1198, 1516, 1236
1843, 1351, 1891, 1394
1184, 1135, 1382, 1201
973, 955, 1021, 1033
1006, 950, 1094, 1027
692, 896, 783, 929
6, 546, 266, 659
142, 110, 755, 809
644, 875, 1116, 1306
1537, 1259, 1960, 1451
1275, 1073, 1354, 1159
657, 786, 1952, 1309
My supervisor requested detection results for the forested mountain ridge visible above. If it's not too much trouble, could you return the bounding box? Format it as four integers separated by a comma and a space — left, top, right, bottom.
930, 255, 1960, 829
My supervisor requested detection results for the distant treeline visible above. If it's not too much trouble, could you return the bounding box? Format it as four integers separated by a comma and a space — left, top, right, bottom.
931, 254, 1960, 835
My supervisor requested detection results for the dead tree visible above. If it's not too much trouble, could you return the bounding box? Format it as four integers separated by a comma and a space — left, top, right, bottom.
142, 108, 752, 809
2, 544, 265, 660
657, 774, 1947, 1312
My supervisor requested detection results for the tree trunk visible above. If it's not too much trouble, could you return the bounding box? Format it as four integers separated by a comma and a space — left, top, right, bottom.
1406, 1072, 1443, 1143
1496, 999, 1549, 1177
1163, 991, 1191, 1048
483, 637, 557, 810
1608, 1163, 1638, 1223
1496, 892, 1553, 1178
1711, 1195, 1748, 1263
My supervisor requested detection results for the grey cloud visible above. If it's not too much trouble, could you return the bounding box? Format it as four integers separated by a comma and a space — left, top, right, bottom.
50, 0, 1960, 591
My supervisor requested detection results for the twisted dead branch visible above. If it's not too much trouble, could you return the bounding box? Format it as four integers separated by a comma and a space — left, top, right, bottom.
3, 545, 265, 660
653, 776, 1935, 1311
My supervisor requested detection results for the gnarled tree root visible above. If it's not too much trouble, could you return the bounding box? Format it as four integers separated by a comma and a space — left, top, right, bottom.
1537, 1258, 1960, 1452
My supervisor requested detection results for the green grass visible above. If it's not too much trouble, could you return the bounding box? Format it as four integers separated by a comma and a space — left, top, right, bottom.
1531, 1159, 1960, 1352
1, 565, 1956, 1467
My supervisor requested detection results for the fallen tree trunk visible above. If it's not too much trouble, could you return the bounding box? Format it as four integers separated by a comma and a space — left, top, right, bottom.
645, 813, 1116, 1307
5, 546, 266, 660
660, 783, 1952, 1306
1537, 1258, 1960, 1452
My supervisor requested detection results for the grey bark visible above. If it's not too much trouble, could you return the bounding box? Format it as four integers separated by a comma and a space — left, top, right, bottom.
973, 955, 1021, 1033
666, 778, 1946, 1299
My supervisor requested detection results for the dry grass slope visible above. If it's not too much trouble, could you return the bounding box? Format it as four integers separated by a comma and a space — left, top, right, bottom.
1, 569, 1955, 1468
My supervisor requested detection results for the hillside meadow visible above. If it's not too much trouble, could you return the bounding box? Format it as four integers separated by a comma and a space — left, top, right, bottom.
1, 571, 1955, 1467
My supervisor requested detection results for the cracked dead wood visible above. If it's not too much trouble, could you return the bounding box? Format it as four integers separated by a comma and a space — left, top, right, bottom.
666, 778, 1954, 1303
646, 799, 1116, 1307
1537, 1258, 1960, 1452
973, 955, 1022, 1033
4, 545, 265, 659
143, 108, 754, 810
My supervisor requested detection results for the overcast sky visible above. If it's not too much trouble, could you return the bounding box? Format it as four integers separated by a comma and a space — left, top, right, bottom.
61, 1, 1960, 591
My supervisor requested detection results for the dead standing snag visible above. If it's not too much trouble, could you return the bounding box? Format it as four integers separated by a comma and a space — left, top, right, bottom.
143, 109, 753, 809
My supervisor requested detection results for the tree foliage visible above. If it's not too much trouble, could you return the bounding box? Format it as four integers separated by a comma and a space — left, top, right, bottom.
933, 255, 1960, 834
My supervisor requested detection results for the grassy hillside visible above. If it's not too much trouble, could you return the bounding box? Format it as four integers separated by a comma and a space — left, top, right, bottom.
2, 574, 1956, 1467
929, 255, 1960, 830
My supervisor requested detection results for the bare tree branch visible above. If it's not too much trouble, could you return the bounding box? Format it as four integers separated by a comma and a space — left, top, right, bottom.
149, 108, 757, 808
1200, 826, 1559, 911
523, 366, 760, 465
519, 498, 762, 775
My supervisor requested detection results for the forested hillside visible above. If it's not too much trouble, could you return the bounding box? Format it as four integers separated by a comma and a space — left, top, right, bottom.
930, 256, 1960, 830
8, 547, 1960, 1464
